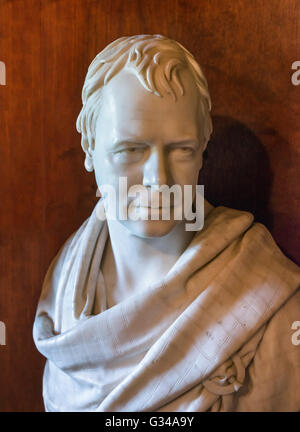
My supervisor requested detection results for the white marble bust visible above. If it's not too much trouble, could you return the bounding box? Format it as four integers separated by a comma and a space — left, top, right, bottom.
33, 35, 300, 412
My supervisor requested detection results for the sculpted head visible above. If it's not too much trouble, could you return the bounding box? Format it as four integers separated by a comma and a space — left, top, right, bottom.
76, 34, 213, 237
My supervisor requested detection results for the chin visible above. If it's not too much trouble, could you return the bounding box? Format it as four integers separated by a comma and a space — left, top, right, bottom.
122, 219, 179, 238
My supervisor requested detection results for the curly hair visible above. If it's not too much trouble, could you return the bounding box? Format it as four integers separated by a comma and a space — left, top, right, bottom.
76, 34, 212, 171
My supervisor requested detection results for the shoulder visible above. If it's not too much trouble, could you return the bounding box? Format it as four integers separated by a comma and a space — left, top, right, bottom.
234, 288, 300, 411
236, 221, 300, 293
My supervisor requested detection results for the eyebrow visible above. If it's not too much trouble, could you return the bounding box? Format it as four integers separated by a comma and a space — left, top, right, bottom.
111, 137, 199, 149
168, 139, 199, 146
111, 140, 148, 150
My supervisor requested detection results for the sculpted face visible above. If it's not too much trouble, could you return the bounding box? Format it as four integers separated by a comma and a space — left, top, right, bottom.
93, 68, 206, 238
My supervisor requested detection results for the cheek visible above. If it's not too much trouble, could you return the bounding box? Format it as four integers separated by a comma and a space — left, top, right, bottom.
172, 159, 203, 186
189, 153, 203, 182
112, 164, 144, 190
93, 149, 116, 185
93, 145, 104, 181
93, 163, 103, 189
94, 163, 143, 200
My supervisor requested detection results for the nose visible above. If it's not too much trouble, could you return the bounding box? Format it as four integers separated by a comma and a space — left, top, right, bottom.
142, 147, 168, 188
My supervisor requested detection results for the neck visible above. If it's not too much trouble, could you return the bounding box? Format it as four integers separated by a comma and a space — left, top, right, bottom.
108, 219, 194, 272
101, 199, 214, 307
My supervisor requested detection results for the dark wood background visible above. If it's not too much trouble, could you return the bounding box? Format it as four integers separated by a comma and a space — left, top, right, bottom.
0, 0, 299, 412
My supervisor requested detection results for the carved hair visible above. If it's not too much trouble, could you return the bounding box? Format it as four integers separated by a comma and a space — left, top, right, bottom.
76, 34, 212, 171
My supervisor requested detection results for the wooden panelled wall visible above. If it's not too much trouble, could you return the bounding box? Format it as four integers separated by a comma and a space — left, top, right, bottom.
0, 0, 299, 411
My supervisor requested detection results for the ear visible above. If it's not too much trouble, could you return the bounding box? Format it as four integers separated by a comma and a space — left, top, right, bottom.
84, 151, 94, 172
81, 136, 94, 172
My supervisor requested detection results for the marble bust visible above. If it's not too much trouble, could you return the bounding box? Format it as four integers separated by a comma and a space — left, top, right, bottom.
33, 35, 300, 412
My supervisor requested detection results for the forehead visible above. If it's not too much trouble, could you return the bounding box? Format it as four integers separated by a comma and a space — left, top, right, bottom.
97, 69, 202, 141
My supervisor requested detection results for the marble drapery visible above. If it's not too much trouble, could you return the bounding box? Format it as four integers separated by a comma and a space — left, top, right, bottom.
33, 200, 300, 411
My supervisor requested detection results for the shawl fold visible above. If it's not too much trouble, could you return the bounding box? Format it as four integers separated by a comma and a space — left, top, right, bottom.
33, 200, 300, 411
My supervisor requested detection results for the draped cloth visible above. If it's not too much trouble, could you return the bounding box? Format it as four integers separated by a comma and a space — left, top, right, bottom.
33, 200, 300, 412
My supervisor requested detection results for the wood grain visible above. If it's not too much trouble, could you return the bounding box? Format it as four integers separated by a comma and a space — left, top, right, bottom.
0, 0, 299, 411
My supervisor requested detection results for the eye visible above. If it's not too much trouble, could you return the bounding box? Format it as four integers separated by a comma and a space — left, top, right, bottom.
113, 146, 146, 163
122, 148, 140, 153
171, 146, 195, 158
181, 147, 194, 153
117, 147, 144, 155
